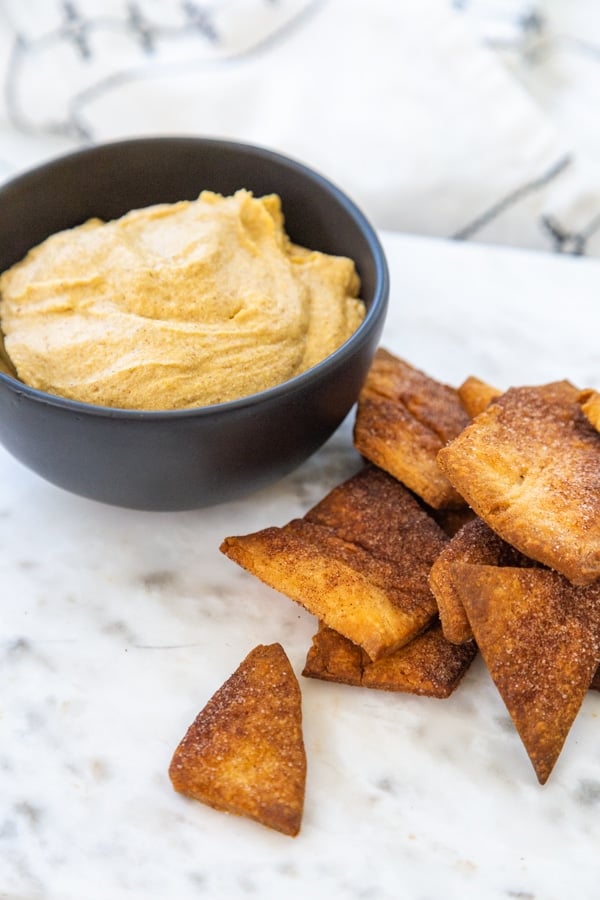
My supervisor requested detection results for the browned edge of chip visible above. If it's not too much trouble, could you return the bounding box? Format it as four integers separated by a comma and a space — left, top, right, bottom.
353, 348, 469, 508
437, 381, 600, 585
168, 642, 306, 837
457, 375, 502, 418
303, 620, 477, 698
302, 621, 367, 687
451, 563, 600, 784
428, 518, 539, 644
579, 388, 600, 432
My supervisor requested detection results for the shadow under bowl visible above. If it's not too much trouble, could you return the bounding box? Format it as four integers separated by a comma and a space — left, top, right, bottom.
0, 137, 388, 510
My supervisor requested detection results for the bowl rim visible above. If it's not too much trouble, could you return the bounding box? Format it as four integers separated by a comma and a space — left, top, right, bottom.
0, 135, 389, 420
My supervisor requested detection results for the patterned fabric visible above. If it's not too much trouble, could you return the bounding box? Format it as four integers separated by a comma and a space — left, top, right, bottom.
0, 0, 599, 254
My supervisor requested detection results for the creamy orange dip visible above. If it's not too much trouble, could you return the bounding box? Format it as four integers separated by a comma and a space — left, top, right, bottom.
0, 190, 365, 410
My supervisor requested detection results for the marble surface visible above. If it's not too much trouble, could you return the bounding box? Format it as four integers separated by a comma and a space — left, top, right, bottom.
1, 232, 599, 900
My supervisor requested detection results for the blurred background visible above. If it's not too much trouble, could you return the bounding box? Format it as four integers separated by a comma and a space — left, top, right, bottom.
1, 0, 600, 255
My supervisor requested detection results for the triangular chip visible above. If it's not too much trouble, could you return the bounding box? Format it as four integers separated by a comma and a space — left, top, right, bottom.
579, 388, 600, 432
457, 375, 502, 418
221, 467, 446, 659
168, 643, 306, 836
591, 666, 600, 692
221, 519, 435, 661
438, 381, 600, 585
353, 348, 469, 508
303, 620, 476, 698
452, 563, 600, 784
429, 518, 541, 644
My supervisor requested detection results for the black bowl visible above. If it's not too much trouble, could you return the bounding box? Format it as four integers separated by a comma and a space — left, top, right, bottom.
0, 137, 388, 510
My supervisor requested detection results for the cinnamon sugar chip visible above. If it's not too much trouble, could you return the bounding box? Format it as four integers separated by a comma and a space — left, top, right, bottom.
457, 375, 502, 418
579, 388, 600, 432
168, 643, 306, 837
437, 381, 600, 585
216, 359, 600, 795
429, 518, 540, 644
451, 563, 600, 784
221, 467, 447, 660
305, 464, 448, 571
353, 348, 469, 508
303, 620, 477, 698
302, 621, 369, 686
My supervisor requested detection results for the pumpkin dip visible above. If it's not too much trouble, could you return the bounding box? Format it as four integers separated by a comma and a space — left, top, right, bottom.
0, 190, 365, 410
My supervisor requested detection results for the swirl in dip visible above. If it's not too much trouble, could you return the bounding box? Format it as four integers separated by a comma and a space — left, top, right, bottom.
0, 190, 365, 410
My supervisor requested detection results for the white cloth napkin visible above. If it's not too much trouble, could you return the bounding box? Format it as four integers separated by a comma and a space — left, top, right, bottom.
0, 0, 599, 255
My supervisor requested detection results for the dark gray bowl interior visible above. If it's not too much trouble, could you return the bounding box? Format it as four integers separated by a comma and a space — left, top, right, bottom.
0, 137, 388, 510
